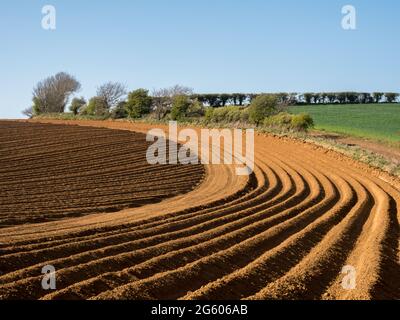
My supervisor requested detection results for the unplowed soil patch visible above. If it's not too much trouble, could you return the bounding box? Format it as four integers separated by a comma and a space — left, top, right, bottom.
0, 119, 399, 300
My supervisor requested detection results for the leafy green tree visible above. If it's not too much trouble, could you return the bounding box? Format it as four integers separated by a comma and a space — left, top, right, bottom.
303, 93, 313, 104
384, 92, 399, 103
312, 93, 321, 104
321, 93, 328, 104
236, 93, 247, 106
327, 93, 336, 104
219, 94, 231, 107
204, 94, 219, 107
249, 94, 278, 125
231, 94, 238, 106
337, 92, 347, 104
170, 95, 191, 120
276, 92, 289, 104
194, 94, 207, 105
32, 97, 41, 116
346, 92, 358, 104
111, 101, 128, 119
125, 89, 152, 118
83, 97, 108, 116
359, 93, 372, 104
372, 92, 384, 103
152, 85, 193, 120
288, 93, 298, 105
69, 97, 86, 115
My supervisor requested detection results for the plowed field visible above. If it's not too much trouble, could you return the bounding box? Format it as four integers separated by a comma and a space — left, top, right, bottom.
0, 119, 399, 300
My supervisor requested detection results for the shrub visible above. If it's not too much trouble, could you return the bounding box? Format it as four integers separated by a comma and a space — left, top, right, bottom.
211, 107, 230, 122
186, 99, 205, 117
264, 112, 314, 131
240, 108, 250, 122
204, 106, 248, 124
125, 89, 152, 119
225, 106, 243, 122
264, 112, 292, 128
291, 113, 314, 130
205, 107, 214, 122
249, 94, 278, 125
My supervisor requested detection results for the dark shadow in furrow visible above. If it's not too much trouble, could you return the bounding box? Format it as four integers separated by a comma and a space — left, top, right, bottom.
0, 171, 290, 299
201, 182, 358, 300
371, 197, 400, 300
288, 189, 375, 300
0, 170, 258, 253
0, 122, 207, 228
105, 175, 324, 300
0, 173, 260, 275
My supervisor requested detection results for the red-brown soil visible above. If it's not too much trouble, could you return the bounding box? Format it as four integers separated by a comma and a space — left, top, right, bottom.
0, 121, 205, 227
0, 119, 398, 300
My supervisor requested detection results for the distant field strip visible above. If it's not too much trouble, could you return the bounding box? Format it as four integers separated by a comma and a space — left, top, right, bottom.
291, 104, 400, 143
0, 120, 399, 300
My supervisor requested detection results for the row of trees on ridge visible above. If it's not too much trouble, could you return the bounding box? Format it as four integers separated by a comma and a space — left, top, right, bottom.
23, 72, 399, 121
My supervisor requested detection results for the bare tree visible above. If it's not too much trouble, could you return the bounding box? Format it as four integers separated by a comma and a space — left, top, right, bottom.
151, 85, 193, 120
152, 88, 172, 120
96, 82, 127, 110
22, 107, 33, 118
166, 85, 193, 97
33, 72, 81, 114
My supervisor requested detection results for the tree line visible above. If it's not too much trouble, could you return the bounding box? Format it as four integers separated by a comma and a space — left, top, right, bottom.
191, 92, 400, 106
22, 72, 399, 120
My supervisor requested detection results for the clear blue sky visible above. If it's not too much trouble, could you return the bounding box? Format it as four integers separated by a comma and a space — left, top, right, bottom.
0, 0, 399, 118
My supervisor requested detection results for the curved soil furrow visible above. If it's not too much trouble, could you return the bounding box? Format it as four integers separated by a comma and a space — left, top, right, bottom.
0, 168, 256, 254
323, 180, 400, 300
84, 167, 334, 300
0, 120, 399, 300
183, 174, 356, 300
0, 157, 299, 285
248, 176, 374, 300
0, 136, 247, 243
35, 159, 320, 299
0, 122, 205, 228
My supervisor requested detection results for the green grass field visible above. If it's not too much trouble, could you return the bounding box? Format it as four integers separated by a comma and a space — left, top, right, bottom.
290, 104, 400, 144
